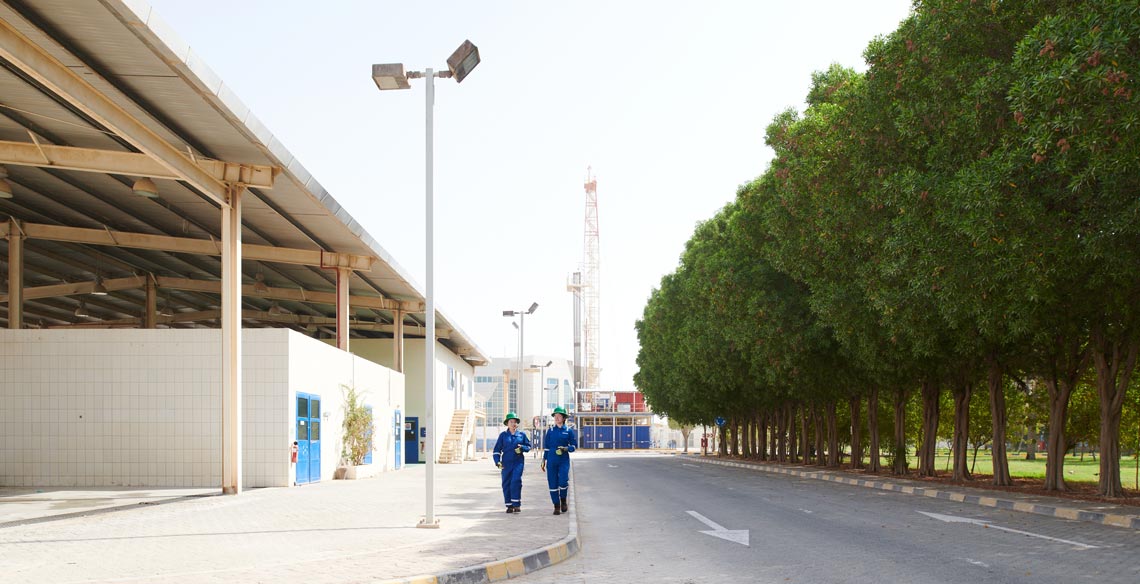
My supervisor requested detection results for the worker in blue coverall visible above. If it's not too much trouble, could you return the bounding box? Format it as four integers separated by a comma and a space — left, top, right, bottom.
493, 411, 531, 513
541, 407, 577, 515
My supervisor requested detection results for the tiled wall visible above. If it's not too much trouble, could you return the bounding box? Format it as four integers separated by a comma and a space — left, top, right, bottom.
0, 328, 403, 488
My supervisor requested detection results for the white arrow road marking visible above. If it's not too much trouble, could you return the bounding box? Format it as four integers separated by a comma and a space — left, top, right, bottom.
687, 510, 750, 546
917, 511, 1098, 549
607, 464, 619, 468
964, 558, 989, 568
681, 463, 699, 468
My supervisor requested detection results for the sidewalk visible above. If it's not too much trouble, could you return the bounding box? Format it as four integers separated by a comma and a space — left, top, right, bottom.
689, 454, 1140, 530
0, 459, 576, 584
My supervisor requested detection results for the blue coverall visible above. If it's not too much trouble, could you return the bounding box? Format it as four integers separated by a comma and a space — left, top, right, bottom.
543, 424, 577, 505
493, 429, 531, 508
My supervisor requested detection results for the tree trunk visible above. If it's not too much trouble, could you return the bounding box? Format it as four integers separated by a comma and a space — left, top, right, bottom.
719, 424, 728, 456
802, 406, 813, 465
869, 386, 881, 473
827, 402, 839, 467
681, 427, 691, 453
951, 380, 972, 482
740, 416, 749, 458
758, 412, 768, 461
918, 380, 940, 477
813, 407, 825, 466
786, 403, 796, 463
850, 395, 864, 470
892, 387, 909, 475
1025, 416, 1038, 460
1091, 326, 1139, 498
807, 406, 816, 465
1043, 376, 1074, 491
774, 410, 784, 461
986, 355, 1012, 485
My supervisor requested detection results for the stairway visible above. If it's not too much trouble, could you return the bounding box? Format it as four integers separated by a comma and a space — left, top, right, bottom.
438, 410, 470, 463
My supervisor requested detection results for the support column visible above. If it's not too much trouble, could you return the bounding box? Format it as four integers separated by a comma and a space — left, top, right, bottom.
144, 274, 157, 329
335, 266, 351, 351
392, 309, 404, 373
6, 220, 22, 329
221, 186, 243, 495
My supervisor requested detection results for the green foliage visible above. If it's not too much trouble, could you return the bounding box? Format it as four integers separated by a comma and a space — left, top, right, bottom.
633, 0, 1140, 491
341, 385, 375, 466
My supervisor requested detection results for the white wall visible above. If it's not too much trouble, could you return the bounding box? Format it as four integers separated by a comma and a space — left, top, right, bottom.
288, 334, 404, 480
0, 328, 403, 488
397, 338, 475, 463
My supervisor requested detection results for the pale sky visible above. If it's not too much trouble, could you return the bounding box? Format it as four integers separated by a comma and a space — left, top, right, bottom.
146, 0, 913, 390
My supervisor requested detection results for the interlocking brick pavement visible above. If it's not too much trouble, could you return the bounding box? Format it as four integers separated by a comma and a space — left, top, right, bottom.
0, 459, 571, 584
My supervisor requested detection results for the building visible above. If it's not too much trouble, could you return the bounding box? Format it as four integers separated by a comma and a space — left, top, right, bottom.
576, 389, 653, 449
474, 355, 573, 448
0, 1, 489, 491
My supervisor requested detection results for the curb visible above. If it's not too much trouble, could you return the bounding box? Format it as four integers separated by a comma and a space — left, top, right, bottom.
690, 456, 1140, 531
380, 470, 580, 584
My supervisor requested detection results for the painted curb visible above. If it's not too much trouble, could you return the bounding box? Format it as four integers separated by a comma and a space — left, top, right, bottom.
380, 470, 580, 584
690, 456, 1140, 531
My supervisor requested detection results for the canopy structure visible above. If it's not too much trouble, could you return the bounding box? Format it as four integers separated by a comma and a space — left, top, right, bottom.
0, 0, 488, 365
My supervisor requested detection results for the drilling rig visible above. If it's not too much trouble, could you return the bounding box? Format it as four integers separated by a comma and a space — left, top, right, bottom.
568, 167, 601, 410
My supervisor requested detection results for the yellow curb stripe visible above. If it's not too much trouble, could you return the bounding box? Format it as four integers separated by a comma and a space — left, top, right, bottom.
485, 561, 510, 581
949, 493, 965, 502
978, 497, 997, 507
1055, 507, 1081, 520
1013, 502, 1036, 513
1104, 515, 1132, 528
901, 486, 914, 494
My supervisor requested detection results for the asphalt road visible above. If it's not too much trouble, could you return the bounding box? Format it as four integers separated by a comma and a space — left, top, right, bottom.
516, 452, 1140, 584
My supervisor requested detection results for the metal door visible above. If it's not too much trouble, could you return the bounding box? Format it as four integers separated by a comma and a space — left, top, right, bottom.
296, 394, 311, 484
296, 393, 322, 484
635, 426, 651, 448
309, 395, 321, 482
595, 426, 613, 449
394, 410, 403, 470
618, 426, 633, 449
580, 425, 594, 449
404, 417, 419, 464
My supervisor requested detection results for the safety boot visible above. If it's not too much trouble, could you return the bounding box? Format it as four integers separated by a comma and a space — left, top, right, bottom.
560, 498, 568, 513
553, 504, 561, 516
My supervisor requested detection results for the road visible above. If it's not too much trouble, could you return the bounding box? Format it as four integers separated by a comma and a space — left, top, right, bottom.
516, 452, 1140, 584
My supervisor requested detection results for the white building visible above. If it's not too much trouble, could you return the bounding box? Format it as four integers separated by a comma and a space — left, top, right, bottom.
0, 1, 489, 491
474, 355, 573, 447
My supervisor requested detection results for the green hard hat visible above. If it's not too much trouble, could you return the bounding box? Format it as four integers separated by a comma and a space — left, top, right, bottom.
503, 412, 520, 425
551, 407, 569, 418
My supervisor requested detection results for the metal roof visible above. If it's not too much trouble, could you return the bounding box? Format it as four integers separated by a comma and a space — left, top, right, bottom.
0, 0, 488, 364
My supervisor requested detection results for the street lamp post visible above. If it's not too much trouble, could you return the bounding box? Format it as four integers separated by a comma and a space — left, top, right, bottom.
372, 40, 481, 530
503, 302, 538, 417
531, 359, 554, 410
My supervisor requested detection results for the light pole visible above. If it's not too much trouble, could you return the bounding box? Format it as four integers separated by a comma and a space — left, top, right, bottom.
531, 359, 554, 409
503, 302, 538, 416
372, 40, 481, 530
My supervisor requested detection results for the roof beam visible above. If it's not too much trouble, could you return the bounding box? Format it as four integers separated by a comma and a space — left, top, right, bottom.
155, 276, 422, 312
0, 140, 278, 189
0, 17, 229, 204
13, 221, 375, 271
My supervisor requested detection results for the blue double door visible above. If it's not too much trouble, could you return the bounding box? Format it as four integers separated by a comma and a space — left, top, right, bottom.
296, 393, 322, 485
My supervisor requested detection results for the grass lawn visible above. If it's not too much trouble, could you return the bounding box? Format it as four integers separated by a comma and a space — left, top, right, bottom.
860, 450, 1140, 488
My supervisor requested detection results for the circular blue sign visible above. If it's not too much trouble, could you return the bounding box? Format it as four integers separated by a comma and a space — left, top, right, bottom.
715, 417, 726, 427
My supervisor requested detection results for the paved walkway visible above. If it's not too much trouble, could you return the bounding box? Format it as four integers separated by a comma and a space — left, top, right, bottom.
690, 454, 1140, 530
0, 459, 574, 584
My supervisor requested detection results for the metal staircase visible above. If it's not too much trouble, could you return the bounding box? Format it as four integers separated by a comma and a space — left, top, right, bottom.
438, 410, 471, 463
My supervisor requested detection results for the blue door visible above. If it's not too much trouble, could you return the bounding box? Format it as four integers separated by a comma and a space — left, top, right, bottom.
296, 393, 322, 485
596, 426, 613, 449
580, 425, 594, 449
635, 426, 651, 449
404, 417, 419, 464
618, 426, 634, 449
394, 410, 403, 470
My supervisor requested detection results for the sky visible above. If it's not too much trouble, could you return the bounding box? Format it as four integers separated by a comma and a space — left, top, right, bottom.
145, 0, 914, 390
